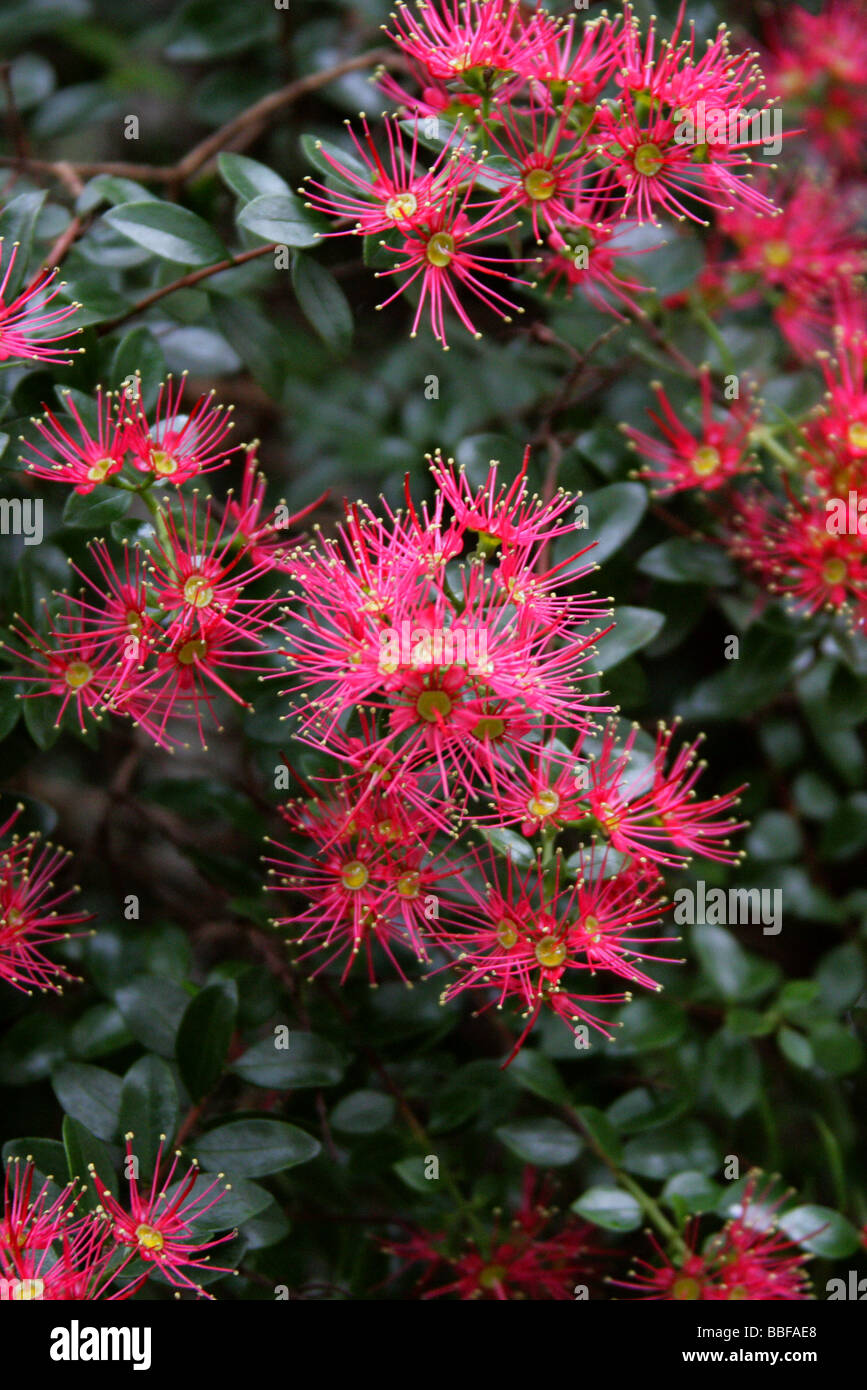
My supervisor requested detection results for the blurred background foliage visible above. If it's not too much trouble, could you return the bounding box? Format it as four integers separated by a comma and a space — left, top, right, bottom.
0, 0, 865, 1299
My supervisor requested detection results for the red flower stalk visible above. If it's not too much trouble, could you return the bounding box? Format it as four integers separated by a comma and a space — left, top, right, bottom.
2, 1157, 82, 1255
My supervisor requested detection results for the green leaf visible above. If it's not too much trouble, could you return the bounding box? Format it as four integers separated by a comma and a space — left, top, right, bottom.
506, 1050, 568, 1105
622, 1121, 717, 1179
77, 175, 160, 212
594, 607, 664, 671
192, 1119, 319, 1177
218, 152, 290, 202
573, 1105, 623, 1164
611, 998, 686, 1054
0, 1014, 66, 1084
662, 1171, 722, 1219
52, 1062, 122, 1141
292, 254, 353, 353
819, 793, 867, 861
393, 1155, 436, 1194
0, 192, 46, 292
300, 134, 369, 190
706, 1033, 761, 1118
62, 488, 131, 529
571, 1185, 642, 1232
166, 0, 278, 60
477, 824, 535, 869
693, 925, 778, 1003
104, 201, 227, 265
177, 981, 237, 1100
495, 1118, 583, 1166
230, 1031, 344, 1089
606, 1086, 690, 1134
331, 1090, 395, 1135
162, 1171, 270, 1233
809, 1021, 863, 1076
638, 538, 736, 586
0, 683, 20, 740
815, 942, 865, 1012
69, 1004, 133, 1060
22, 694, 62, 751
110, 327, 166, 410
2, 1137, 67, 1180
778, 1204, 861, 1258
237, 193, 323, 248
62, 1116, 117, 1211
114, 975, 190, 1058
746, 811, 802, 862
119, 1056, 179, 1171
777, 1026, 813, 1069
559, 481, 646, 569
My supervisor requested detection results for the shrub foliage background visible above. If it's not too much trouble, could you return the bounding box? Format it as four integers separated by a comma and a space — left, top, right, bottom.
0, 0, 865, 1299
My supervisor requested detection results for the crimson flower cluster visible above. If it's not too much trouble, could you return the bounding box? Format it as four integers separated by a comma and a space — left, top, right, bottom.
302, 1, 781, 345
613, 1175, 814, 1301
3, 387, 317, 748
382, 1169, 600, 1300
1, 1142, 234, 1301
266, 450, 744, 1058
0, 805, 91, 996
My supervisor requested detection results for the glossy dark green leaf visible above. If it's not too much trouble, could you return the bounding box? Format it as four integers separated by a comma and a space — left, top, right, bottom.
52, 1062, 122, 1142
104, 201, 227, 265
192, 1119, 319, 1177
177, 981, 238, 1100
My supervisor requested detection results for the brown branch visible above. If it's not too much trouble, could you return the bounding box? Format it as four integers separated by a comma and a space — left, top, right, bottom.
96, 241, 278, 335
171, 48, 399, 185
0, 47, 400, 192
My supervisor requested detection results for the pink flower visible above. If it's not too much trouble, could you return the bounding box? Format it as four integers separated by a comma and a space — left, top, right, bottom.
124, 375, 238, 483
475, 93, 592, 243
92, 1136, 236, 1299
729, 490, 867, 619
374, 195, 533, 347
0, 806, 92, 995
615, 1174, 814, 1300
223, 444, 327, 572
1, 1214, 126, 1301
146, 491, 283, 644
436, 846, 677, 1059
385, 0, 550, 85
22, 388, 128, 493
584, 721, 747, 869
624, 368, 758, 495
302, 116, 477, 237
2, 1157, 81, 1254
4, 601, 119, 733
384, 1170, 602, 1299
0, 241, 81, 364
